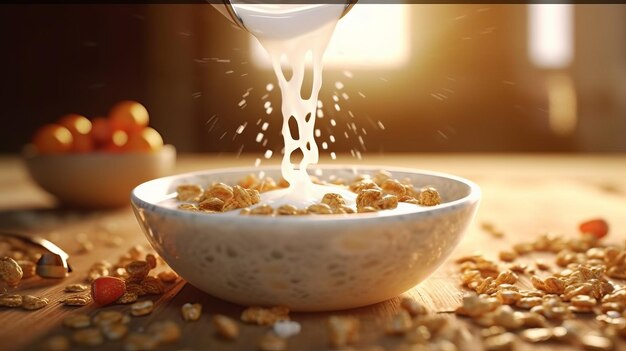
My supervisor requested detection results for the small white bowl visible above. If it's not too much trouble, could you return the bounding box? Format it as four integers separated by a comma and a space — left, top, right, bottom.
23, 145, 176, 208
131, 165, 480, 311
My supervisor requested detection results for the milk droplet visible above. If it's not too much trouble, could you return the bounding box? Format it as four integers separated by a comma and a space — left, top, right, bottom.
256, 133, 264, 143
266, 83, 274, 91
334, 81, 344, 90
261, 122, 269, 131
264, 150, 273, 159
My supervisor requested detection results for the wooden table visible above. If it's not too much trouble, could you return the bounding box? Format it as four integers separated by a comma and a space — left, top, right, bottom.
1, 153, 625, 351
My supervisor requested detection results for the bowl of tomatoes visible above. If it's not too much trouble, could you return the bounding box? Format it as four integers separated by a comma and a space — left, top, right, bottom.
23, 101, 176, 208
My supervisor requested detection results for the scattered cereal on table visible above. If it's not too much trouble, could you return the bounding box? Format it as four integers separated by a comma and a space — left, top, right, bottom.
241, 306, 290, 326
21, 295, 49, 310
123, 332, 158, 351
258, 332, 287, 351
41, 335, 70, 351
453, 218, 626, 350
483, 332, 515, 351
72, 328, 104, 346
62, 294, 91, 306
327, 316, 359, 347
101, 323, 129, 340
181, 303, 202, 321
64, 284, 88, 293
0, 257, 23, 287
116, 292, 138, 304
147, 320, 181, 345
63, 314, 91, 329
157, 270, 178, 284
130, 300, 154, 317
17, 260, 36, 279
93, 310, 129, 327
385, 310, 413, 335
581, 333, 614, 351
0, 294, 22, 307
212, 314, 239, 340
400, 297, 428, 316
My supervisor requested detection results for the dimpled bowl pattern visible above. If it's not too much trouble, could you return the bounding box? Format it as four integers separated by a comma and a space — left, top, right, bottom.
131, 165, 480, 312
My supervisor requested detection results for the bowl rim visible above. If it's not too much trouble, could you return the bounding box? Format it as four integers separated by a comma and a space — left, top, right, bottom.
131, 164, 481, 223
21, 144, 176, 160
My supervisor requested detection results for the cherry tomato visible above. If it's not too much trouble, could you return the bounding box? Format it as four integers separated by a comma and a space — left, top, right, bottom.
579, 218, 609, 239
126, 127, 163, 152
91, 117, 113, 148
109, 100, 149, 133
32, 124, 73, 154
91, 276, 126, 305
58, 114, 93, 153
104, 130, 129, 153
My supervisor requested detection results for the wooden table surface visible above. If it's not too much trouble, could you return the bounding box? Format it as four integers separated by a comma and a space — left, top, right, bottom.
1, 153, 625, 351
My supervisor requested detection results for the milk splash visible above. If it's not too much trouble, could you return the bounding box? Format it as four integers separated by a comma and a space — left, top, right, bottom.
232, 3, 346, 204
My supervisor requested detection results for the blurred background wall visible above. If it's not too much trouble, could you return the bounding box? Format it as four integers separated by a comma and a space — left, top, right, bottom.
1, 4, 625, 154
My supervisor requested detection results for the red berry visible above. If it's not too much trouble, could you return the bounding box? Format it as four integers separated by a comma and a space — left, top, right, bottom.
91, 276, 126, 305
579, 218, 609, 239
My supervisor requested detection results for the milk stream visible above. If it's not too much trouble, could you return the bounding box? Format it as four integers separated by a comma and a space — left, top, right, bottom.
232, 3, 352, 207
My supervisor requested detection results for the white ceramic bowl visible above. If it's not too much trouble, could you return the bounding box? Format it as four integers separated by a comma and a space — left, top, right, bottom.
23, 145, 176, 208
131, 165, 480, 311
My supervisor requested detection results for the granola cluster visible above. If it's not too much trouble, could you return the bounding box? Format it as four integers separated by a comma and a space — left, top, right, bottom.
176, 170, 441, 216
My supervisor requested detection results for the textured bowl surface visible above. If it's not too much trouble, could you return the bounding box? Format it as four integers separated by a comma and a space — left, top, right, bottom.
131, 165, 480, 311
23, 145, 176, 208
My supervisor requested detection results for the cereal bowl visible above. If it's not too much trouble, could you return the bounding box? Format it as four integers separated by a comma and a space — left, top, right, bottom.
131, 165, 480, 311
23, 145, 176, 208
